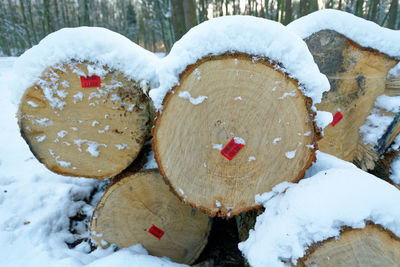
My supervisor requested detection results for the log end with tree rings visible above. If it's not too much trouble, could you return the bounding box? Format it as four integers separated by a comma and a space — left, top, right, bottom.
296, 222, 400, 267
18, 61, 153, 179
153, 53, 320, 217
90, 170, 211, 265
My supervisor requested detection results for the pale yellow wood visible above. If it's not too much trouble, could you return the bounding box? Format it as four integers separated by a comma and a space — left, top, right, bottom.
153, 54, 318, 217
304, 30, 398, 162
90, 170, 211, 265
297, 224, 400, 267
18, 61, 152, 179
385, 75, 400, 96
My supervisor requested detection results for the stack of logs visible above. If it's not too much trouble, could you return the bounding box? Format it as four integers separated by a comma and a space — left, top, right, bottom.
17, 29, 400, 266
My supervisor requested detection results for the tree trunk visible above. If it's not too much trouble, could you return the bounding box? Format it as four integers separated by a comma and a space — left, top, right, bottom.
18, 61, 153, 179
90, 170, 211, 265
183, 0, 197, 32
284, 0, 292, 25
387, 0, 398, 29
19, 0, 32, 47
296, 223, 400, 266
303, 30, 398, 163
170, 0, 186, 41
153, 53, 320, 217
369, 0, 380, 22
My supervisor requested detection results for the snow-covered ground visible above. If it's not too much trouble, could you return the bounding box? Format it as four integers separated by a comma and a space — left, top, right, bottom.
0, 57, 183, 266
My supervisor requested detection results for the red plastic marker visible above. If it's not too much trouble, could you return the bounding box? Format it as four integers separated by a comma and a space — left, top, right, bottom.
330, 111, 343, 126
80, 75, 101, 88
221, 138, 245, 160
148, 224, 164, 239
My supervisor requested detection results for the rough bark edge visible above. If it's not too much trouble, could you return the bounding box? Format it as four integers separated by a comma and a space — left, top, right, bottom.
17, 62, 154, 180
295, 221, 400, 266
305, 29, 399, 62
90, 169, 212, 265
152, 52, 320, 218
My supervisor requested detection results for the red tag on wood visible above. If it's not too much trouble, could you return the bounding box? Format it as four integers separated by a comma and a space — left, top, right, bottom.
148, 224, 164, 239
80, 75, 101, 88
221, 138, 245, 160
330, 112, 343, 126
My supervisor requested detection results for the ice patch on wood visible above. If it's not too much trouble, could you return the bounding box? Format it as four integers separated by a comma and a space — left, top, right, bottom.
286, 150, 297, 159
35, 118, 53, 127
178, 91, 208, 105
212, 144, 223, 150
115, 144, 130, 150
57, 130, 68, 138
35, 135, 46, 142
234, 137, 246, 145
273, 137, 281, 144
74, 139, 106, 157
27, 101, 38, 107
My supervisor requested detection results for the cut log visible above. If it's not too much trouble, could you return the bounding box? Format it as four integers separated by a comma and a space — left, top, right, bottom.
153, 53, 319, 217
18, 61, 153, 179
303, 30, 398, 162
296, 223, 400, 267
354, 72, 400, 171
90, 170, 211, 265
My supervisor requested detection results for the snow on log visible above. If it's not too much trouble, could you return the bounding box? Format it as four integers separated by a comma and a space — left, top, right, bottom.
297, 223, 400, 267
151, 16, 330, 217
288, 12, 399, 164
239, 152, 400, 267
354, 67, 400, 172
90, 170, 211, 265
14, 27, 159, 179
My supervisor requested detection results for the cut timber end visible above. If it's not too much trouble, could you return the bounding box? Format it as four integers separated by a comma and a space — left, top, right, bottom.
18, 61, 152, 179
90, 170, 211, 265
296, 223, 400, 267
153, 54, 319, 217
305, 30, 398, 162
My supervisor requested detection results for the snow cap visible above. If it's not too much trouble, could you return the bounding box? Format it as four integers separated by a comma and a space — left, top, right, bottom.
288, 9, 400, 59
12, 27, 159, 105
150, 15, 330, 111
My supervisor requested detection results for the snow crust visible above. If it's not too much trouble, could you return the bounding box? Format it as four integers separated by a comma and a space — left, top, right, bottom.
389, 63, 400, 77
360, 94, 400, 146
239, 151, 400, 266
150, 15, 330, 113
12, 27, 160, 105
288, 9, 400, 59
0, 58, 184, 267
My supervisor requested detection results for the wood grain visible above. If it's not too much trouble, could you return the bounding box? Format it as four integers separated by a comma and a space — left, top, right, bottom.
90, 170, 211, 265
153, 54, 318, 217
18, 61, 152, 179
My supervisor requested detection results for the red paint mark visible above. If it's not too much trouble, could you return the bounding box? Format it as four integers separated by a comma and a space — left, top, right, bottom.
330, 112, 343, 126
80, 75, 101, 88
221, 138, 245, 160
148, 225, 164, 239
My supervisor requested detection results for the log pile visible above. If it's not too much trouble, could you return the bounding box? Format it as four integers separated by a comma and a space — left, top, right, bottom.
14, 14, 400, 266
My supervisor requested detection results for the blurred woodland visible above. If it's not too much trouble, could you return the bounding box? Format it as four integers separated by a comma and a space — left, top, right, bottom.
0, 0, 399, 56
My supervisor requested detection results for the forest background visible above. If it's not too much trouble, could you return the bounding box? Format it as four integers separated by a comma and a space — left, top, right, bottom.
0, 0, 398, 56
